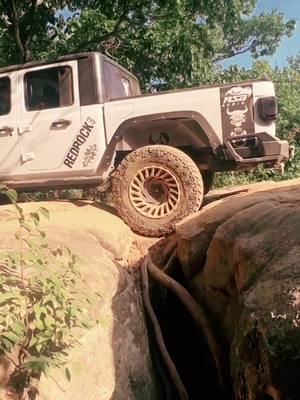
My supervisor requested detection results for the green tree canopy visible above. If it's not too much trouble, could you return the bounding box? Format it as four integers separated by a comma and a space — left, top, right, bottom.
0, 0, 295, 89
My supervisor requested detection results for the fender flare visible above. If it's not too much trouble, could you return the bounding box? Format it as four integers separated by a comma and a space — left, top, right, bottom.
96, 111, 222, 176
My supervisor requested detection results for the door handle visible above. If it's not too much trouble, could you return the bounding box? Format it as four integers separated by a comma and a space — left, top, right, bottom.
51, 119, 71, 130
0, 126, 13, 136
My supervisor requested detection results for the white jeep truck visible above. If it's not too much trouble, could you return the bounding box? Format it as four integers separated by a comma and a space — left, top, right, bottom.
0, 52, 291, 236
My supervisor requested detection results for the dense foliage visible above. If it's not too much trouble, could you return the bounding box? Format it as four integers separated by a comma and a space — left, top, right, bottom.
0, 187, 96, 398
0, 1, 295, 89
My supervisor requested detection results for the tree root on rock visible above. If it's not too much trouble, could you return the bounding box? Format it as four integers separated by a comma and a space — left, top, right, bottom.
162, 248, 177, 275
141, 260, 189, 400
142, 253, 225, 398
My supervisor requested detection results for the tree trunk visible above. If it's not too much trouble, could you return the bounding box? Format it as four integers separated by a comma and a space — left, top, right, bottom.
9, 0, 26, 63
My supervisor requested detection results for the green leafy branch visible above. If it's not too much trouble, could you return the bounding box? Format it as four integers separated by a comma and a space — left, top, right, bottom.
0, 186, 95, 399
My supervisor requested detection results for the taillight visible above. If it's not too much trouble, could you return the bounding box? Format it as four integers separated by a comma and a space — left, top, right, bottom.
257, 96, 278, 121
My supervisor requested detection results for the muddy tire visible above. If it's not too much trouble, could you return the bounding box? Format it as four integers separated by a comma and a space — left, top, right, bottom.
201, 171, 215, 195
112, 145, 203, 237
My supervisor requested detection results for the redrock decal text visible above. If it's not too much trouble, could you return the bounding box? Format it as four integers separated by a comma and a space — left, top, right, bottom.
64, 117, 96, 168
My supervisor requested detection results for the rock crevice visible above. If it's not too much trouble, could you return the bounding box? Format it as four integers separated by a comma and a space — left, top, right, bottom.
176, 180, 300, 399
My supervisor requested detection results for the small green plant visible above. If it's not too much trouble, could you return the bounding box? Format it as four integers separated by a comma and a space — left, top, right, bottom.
0, 186, 95, 400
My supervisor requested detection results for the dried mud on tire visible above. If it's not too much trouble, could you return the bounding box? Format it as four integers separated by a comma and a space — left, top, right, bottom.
112, 145, 204, 237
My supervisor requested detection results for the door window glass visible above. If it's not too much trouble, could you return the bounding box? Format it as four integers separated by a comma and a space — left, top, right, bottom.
0, 77, 11, 116
24, 66, 73, 111
104, 62, 132, 99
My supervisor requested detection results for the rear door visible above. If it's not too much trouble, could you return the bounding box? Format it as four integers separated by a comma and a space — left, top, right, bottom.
0, 73, 20, 174
18, 61, 81, 171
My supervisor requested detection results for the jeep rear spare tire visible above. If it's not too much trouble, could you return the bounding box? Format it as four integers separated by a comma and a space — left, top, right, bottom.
112, 145, 204, 237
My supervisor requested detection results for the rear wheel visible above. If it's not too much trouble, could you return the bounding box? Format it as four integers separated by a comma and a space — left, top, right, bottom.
112, 145, 204, 237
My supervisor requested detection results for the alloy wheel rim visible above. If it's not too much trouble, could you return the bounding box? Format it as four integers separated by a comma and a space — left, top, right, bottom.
129, 165, 181, 219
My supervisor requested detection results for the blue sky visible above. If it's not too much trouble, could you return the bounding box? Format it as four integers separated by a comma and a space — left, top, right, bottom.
223, 0, 300, 69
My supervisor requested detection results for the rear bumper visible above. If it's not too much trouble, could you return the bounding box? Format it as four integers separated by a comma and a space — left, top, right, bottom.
224, 132, 292, 167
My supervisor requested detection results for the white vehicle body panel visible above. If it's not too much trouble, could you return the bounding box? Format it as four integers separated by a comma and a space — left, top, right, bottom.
0, 72, 19, 175
0, 52, 290, 190
73, 104, 106, 175
104, 88, 223, 146
17, 61, 81, 177
104, 80, 276, 149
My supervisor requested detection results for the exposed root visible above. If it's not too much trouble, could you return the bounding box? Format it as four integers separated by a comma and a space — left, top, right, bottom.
152, 345, 173, 400
162, 248, 177, 275
145, 253, 225, 392
141, 261, 189, 400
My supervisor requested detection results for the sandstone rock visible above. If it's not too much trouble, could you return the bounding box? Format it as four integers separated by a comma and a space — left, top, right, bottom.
0, 201, 159, 400
176, 179, 300, 399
